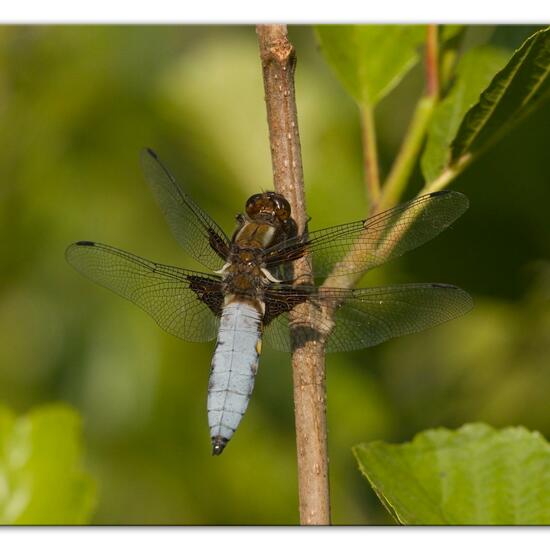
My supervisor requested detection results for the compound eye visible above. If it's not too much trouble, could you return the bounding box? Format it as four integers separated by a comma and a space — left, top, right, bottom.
245, 194, 263, 216
274, 197, 291, 220
276, 207, 289, 220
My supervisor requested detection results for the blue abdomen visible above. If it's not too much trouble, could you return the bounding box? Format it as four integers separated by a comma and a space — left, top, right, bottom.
208, 300, 262, 455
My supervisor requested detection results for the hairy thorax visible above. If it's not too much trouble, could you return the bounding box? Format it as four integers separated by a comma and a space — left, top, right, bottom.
222, 222, 277, 301
220, 191, 298, 305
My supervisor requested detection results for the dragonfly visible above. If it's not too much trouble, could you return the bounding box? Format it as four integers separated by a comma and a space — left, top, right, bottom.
66, 149, 473, 455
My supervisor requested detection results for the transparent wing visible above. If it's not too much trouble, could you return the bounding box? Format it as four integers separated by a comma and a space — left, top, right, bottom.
140, 148, 230, 271
264, 191, 469, 281
263, 283, 473, 353
66, 241, 223, 342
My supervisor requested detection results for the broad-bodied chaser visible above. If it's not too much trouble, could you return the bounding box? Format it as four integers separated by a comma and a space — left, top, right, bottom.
66, 149, 472, 455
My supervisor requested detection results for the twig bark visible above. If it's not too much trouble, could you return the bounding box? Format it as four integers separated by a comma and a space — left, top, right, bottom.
425, 25, 440, 99
256, 24, 331, 526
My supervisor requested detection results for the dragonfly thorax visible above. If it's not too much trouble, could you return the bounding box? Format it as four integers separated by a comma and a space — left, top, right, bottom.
222, 252, 270, 299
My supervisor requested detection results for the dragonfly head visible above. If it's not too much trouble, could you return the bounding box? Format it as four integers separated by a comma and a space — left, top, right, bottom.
245, 192, 291, 225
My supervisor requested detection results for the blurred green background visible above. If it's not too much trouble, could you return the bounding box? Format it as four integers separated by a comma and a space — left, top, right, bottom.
0, 25, 549, 525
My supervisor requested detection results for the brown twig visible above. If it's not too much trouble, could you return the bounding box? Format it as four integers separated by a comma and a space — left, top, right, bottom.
256, 24, 331, 526
426, 25, 440, 99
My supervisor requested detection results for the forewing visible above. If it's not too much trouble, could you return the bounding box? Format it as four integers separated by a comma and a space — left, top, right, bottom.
66, 241, 223, 342
264, 191, 469, 281
263, 283, 473, 352
140, 148, 230, 271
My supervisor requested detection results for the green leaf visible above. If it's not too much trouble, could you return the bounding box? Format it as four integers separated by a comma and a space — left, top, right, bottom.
0, 404, 96, 525
315, 25, 426, 107
353, 423, 550, 525
450, 27, 550, 165
421, 46, 510, 183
